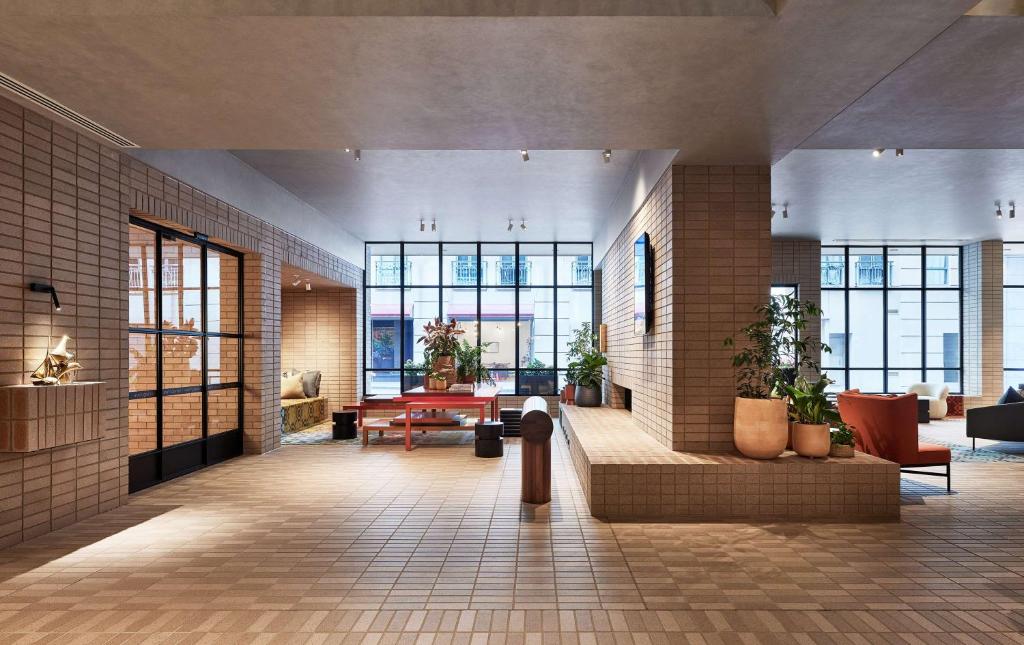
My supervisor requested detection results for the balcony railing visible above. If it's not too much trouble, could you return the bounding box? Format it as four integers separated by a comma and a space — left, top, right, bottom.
571, 258, 592, 285
374, 259, 409, 286
855, 258, 883, 286
451, 258, 479, 286
497, 259, 530, 285
821, 260, 844, 287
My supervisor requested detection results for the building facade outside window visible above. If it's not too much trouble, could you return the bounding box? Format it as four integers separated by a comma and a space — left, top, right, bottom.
364, 242, 594, 396
820, 246, 961, 394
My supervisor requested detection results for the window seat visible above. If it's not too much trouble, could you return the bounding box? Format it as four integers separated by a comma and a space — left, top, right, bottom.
281, 396, 328, 434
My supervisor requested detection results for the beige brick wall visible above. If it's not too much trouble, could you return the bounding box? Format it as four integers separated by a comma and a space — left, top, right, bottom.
772, 238, 823, 379
601, 165, 772, 453
281, 287, 359, 408
0, 94, 363, 547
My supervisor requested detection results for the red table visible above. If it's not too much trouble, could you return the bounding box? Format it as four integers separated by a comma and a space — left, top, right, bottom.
395, 385, 501, 422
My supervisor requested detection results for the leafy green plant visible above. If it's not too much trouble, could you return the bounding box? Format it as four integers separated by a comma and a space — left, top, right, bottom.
417, 318, 464, 357
831, 420, 856, 446
784, 376, 840, 425
565, 323, 607, 388
454, 340, 494, 384
723, 296, 829, 399
428, 371, 447, 382
525, 357, 547, 369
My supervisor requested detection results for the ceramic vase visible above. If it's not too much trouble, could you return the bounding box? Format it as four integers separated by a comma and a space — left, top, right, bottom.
431, 355, 457, 385
733, 397, 788, 459
792, 423, 831, 458
575, 385, 601, 407
562, 384, 576, 405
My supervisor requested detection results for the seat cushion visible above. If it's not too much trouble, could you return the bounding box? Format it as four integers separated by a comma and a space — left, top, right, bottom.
916, 442, 951, 465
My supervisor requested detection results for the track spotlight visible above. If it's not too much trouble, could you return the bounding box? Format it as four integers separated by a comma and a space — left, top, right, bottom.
353, 149, 361, 161
1011, 201, 1017, 219
305, 280, 312, 292
872, 148, 885, 158
770, 202, 776, 218
431, 218, 437, 232
419, 218, 425, 232
996, 200, 1003, 219
895, 148, 905, 157
507, 218, 514, 232
603, 149, 612, 163
782, 203, 789, 219
520, 149, 529, 162
520, 219, 527, 231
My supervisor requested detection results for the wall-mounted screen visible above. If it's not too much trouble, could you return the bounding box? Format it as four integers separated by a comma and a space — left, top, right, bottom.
634, 232, 653, 334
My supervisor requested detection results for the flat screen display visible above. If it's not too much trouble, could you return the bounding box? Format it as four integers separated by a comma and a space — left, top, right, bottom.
634, 232, 652, 334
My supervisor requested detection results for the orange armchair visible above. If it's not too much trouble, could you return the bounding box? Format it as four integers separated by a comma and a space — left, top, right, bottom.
837, 391, 951, 492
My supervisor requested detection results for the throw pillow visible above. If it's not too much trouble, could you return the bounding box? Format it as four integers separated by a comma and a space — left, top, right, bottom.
281, 373, 305, 399
301, 370, 322, 398
997, 386, 1024, 405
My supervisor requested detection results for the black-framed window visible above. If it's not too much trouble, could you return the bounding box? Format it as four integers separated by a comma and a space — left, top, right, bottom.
1004, 243, 1024, 390
128, 217, 243, 492
821, 246, 962, 394
364, 242, 594, 396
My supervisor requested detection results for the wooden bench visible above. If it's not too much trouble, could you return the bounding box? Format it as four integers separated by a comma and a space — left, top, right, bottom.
280, 396, 328, 434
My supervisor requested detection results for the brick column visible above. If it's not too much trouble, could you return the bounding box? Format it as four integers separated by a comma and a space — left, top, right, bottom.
243, 252, 281, 454
962, 241, 1003, 408
672, 165, 772, 452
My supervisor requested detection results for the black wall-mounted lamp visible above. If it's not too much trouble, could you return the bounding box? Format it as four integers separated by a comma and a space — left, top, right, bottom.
29, 283, 61, 311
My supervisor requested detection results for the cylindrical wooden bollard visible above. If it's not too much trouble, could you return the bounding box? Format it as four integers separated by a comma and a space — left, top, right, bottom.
520, 396, 554, 504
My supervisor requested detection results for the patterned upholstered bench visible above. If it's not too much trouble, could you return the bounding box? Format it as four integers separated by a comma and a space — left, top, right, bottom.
281, 397, 328, 434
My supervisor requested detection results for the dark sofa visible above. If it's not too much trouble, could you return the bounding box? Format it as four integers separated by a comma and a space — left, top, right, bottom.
966, 401, 1024, 449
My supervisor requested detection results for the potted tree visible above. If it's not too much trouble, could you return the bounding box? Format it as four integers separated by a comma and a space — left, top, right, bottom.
785, 376, 839, 458
417, 318, 464, 387
724, 296, 828, 459
566, 323, 607, 407
830, 420, 856, 458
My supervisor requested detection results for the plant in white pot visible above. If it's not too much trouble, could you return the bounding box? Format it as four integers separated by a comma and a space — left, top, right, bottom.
784, 376, 839, 458
724, 296, 828, 459
566, 323, 607, 407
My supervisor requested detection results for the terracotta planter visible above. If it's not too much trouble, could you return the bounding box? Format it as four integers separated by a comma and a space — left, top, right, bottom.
427, 377, 448, 391
459, 375, 476, 385
431, 355, 457, 385
563, 384, 576, 405
829, 443, 854, 458
575, 384, 601, 407
733, 397, 788, 459
792, 422, 831, 458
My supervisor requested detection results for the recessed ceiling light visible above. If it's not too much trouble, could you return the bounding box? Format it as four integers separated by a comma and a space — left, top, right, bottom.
1011, 201, 1017, 219
291, 275, 302, 287
782, 203, 789, 219
770, 202, 776, 218
603, 149, 612, 163
344, 148, 351, 153
520, 149, 529, 162
419, 218, 425, 232
872, 148, 885, 158
305, 280, 312, 291
431, 218, 437, 232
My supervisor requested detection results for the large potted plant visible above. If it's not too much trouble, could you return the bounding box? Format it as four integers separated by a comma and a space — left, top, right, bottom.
724, 296, 828, 459
784, 376, 839, 458
454, 340, 494, 385
566, 323, 607, 407
417, 318, 464, 387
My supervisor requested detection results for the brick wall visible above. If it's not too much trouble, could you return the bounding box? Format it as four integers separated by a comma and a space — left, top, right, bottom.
772, 238, 823, 379
281, 287, 359, 408
0, 94, 362, 547
963, 240, 1003, 408
601, 165, 772, 452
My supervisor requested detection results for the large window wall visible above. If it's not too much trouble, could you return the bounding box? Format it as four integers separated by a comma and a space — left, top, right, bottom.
820, 246, 961, 393
365, 242, 593, 395
128, 218, 243, 492
1004, 244, 1024, 389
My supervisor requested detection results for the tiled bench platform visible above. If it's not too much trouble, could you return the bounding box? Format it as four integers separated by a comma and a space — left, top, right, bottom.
559, 404, 900, 522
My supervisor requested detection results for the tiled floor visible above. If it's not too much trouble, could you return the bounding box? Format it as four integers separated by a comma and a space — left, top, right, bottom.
0, 423, 1022, 642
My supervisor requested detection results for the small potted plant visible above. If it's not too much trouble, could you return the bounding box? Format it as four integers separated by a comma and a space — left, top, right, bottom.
454, 340, 494, 385
830, 420, 856, 458
724, 296, 828, 460
565, 323, 607, 407
784, 375, 839, 459
418, 318, 464, 385
427, 371, 448, 391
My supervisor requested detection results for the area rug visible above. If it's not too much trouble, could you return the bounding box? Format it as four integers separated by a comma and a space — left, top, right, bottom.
917, 429, 1024, 463
282, 421, 476, 447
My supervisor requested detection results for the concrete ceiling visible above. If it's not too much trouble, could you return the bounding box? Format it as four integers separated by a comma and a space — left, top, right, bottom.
0, 0, 976, 162
233, 149, 642, 241
802, 16, 1024, 149
771, 149, 1024, 243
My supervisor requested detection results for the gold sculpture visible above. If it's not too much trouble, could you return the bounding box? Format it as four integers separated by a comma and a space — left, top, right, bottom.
31, 335, 82, 385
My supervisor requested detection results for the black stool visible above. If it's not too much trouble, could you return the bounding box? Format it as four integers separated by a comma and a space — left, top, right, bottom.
475, 421, 504, 458
333, 410, 358, 440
